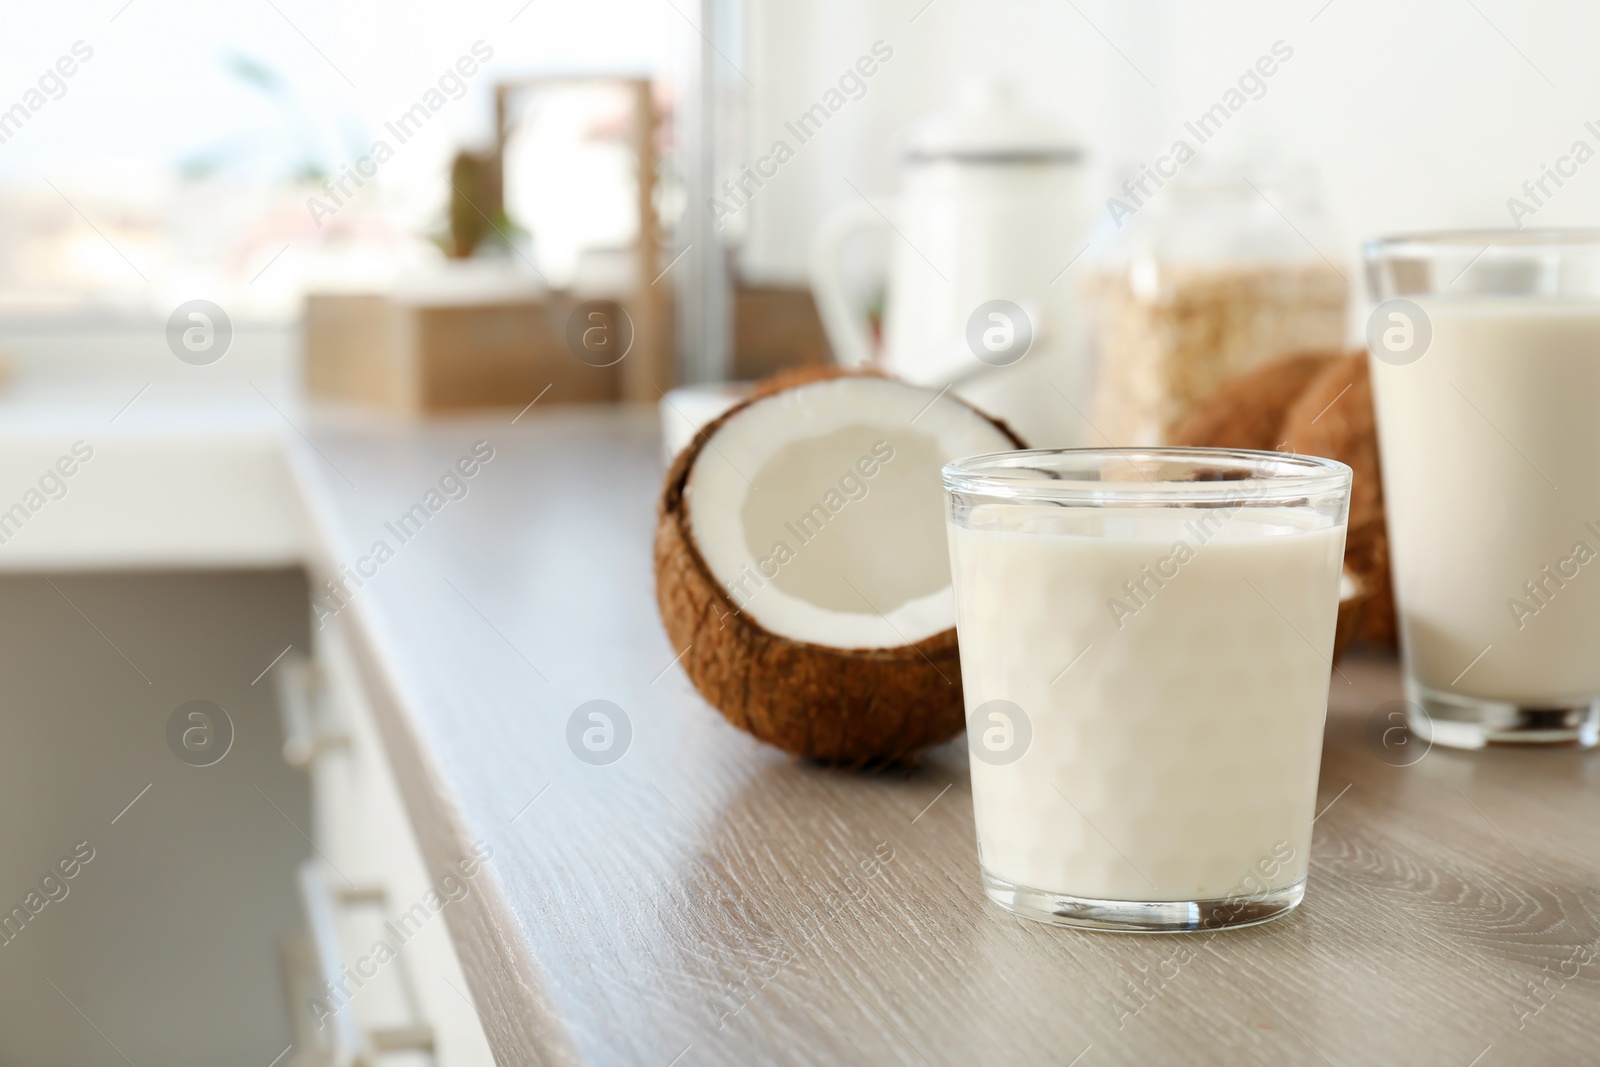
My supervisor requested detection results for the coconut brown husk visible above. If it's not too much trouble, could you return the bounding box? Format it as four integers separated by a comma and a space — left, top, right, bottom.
1339, 512, 1395, 649
1280, 355, 1395, 648
1169, 350, 1397, 653
654, 372, 1026, 767
1335, 568, 1370, 663
1168, 351, 1340, 451
1282, 356, 1381, 530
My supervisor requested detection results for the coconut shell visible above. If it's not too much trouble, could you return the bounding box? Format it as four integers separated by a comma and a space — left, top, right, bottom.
1168, 351, 1340, 451
654, 372, 1026, 767
1340, 512, 1395, 649
1170, 349, 1398, 654
747, 362, 875, 399
1334, 568, 1370, 663
1281, 355, 1396, 648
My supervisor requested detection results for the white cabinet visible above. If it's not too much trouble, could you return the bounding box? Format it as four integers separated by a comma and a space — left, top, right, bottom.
276, 618, 496, 1067
0, 570, 312, 1067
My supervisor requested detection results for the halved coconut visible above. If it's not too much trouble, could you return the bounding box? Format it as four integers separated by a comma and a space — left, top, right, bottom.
654, 372, 1023, 765
1334, 568, 1368, 663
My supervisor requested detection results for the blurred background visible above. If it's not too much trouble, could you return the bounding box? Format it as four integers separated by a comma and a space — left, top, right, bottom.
1, 0, 1595, 418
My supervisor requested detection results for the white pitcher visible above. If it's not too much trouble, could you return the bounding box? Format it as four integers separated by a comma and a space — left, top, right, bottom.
809, 81, 1095, 446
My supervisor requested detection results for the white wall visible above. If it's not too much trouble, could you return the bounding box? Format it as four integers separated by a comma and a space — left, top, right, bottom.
738, 0, 1600, 290
7, 0, 1595, 324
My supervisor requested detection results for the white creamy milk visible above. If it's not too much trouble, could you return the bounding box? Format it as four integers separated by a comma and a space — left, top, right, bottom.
949, 506, 1344, 902
1370, 299, 1600, 703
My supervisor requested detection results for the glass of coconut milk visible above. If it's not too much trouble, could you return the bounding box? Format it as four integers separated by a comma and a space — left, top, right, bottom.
1366, 231, 1600, 749
943, 448, 1350, 931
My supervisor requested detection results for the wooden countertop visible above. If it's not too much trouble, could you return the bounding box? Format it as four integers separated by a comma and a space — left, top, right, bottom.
299, 406, 1600, 1067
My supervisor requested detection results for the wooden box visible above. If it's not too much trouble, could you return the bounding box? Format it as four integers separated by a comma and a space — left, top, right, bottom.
304, 291, 623, 413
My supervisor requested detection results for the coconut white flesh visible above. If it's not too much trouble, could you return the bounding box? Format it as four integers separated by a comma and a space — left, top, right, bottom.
686, 377, 1015, 649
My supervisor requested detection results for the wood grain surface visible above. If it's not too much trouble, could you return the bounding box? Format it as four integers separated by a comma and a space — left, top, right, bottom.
298, 407, 1600, 1067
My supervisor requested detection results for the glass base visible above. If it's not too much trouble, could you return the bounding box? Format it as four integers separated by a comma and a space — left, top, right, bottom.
981, 869, 1305, 933
1408, 680, 1600, 749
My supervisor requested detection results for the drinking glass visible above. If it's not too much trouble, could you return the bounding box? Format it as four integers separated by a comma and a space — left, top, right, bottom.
1366, 231, 1600, 749
943, 448, 1350, 931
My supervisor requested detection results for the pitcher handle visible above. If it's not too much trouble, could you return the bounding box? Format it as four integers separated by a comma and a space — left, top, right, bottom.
809, 199, 888, 369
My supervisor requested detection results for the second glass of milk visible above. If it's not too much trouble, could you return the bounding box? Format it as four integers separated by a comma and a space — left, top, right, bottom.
943, 448, 1351, 931
1367, 231, 1600, 749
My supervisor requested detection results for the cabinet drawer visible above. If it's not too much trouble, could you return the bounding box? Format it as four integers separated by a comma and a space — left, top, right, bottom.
276, 621, 495, 1067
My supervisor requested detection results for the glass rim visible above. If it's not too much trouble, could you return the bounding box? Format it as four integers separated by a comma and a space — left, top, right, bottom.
942, 447, 1352, 504
1365, 228, 1600, 259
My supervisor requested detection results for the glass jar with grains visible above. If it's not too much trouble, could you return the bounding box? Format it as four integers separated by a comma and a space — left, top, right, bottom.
1089, 163, 1349, 446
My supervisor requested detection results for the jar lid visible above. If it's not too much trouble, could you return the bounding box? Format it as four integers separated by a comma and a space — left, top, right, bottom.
904, 80, 1082, 164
